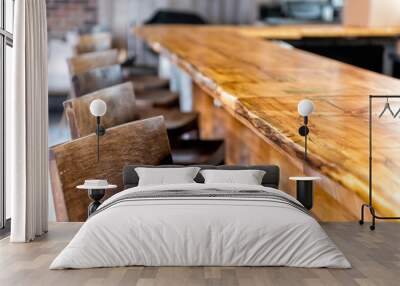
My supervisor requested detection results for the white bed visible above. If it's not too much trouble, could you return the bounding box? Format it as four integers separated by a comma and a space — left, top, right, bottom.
50, 183, 351, 269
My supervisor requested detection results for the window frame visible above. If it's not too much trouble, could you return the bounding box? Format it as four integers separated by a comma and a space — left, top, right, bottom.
0, 0, 13, 231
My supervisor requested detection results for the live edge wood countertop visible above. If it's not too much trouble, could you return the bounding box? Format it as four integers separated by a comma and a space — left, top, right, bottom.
135, 25, 400, 218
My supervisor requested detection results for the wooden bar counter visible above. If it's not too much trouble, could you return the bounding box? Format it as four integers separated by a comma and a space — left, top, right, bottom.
136, 25, 400, 221
236, 24, 400, 39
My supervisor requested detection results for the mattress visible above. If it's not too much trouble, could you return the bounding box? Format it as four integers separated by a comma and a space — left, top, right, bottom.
50, 183, 351, 269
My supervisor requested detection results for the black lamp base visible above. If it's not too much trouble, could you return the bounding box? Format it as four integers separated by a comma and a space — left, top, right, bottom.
87, 189, 106, 217
296, 180, 314, 210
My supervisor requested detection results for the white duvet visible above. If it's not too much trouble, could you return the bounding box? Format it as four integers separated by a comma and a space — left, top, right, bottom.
50, 183, 351, 269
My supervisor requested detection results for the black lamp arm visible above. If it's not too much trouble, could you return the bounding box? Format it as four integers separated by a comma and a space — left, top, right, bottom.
298, 116, 310, 161
95, 116, 106, 162
303, 116, 308, 126
96, 117, 106, 136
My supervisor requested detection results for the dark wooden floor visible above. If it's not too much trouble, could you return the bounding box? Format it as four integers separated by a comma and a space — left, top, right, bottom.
0, 222, 399, 286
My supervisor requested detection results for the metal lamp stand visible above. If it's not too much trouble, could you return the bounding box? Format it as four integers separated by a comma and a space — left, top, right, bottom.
95, 116, 106, 162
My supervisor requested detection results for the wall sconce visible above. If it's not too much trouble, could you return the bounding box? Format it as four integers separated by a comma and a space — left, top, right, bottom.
90, 99, 107, 162
297, 99, 314, 161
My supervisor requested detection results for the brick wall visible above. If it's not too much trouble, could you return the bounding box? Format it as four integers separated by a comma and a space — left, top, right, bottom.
47, 0, 98, 40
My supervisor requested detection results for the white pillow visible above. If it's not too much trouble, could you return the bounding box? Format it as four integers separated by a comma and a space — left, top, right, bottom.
135, 167, 201, 186
200, 169, 266, 185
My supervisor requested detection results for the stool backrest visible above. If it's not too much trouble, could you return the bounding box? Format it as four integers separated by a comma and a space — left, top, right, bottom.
64, 82, 138, 139
67, 49, 120, 77
71, 64, 123, 98
74, 32, 112, 54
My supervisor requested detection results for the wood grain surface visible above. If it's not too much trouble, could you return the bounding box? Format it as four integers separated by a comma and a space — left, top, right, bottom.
1, 222, 399, 286
136, 25, 400, 219
49, 117, 172, 222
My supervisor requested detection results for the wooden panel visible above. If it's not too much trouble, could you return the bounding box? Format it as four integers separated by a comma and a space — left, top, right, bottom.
136, 25, 400, 219
67, 49, 119, 76
49, 117, 172, 222
64, 82, 138, 139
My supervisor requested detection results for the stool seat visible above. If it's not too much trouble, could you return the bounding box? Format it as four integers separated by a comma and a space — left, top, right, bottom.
128, 75, 169, 93
170, 139, 225, 165
136, 89, 180, 108
138, 108, 198, 137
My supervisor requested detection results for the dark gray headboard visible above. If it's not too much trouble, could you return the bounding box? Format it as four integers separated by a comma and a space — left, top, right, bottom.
123, 165, 280, 189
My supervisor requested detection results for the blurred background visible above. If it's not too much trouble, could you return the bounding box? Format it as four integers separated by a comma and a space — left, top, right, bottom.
47, 0, 345, 114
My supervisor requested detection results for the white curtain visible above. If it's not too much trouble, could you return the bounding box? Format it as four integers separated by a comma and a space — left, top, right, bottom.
7, 0, 48, 242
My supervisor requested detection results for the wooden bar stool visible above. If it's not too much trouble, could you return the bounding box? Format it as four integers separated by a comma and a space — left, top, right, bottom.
69, 64, 179, 108
63, 82, 225, 165
73, 32, 160, 80
73, 32, 113, 55
63, 82, 198, 140
50, 116, 173, 222
67, 49, 170, 95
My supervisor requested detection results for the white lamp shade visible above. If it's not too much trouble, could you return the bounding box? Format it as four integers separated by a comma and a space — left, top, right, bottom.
90, 99, 107, 117
298, 99, 314, 117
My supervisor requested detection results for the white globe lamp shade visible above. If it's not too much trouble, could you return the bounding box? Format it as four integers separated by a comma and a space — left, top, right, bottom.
298, 99, 314, 117
90, 99, 107, 117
